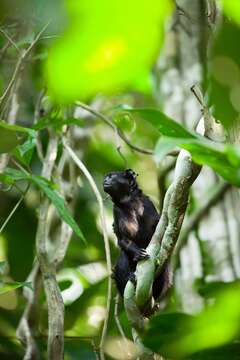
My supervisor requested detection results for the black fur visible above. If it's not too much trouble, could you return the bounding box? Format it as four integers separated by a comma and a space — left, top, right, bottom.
103, 169, 169, 300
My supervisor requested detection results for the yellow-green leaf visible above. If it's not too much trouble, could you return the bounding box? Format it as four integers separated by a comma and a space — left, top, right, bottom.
46, 0, 172, 102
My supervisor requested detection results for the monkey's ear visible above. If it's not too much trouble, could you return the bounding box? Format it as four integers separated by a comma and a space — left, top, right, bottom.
125, 169, 138, 179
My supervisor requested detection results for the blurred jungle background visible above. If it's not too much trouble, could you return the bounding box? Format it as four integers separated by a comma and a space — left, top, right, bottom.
0, 0, 240, 359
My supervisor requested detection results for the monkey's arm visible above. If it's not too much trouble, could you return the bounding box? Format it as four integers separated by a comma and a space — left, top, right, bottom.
119, 238, 149, 261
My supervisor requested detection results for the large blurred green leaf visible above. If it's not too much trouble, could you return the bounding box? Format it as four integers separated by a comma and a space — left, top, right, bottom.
222, 1, 240, 25
143, 284, 240, 359
46, 0, 172, 102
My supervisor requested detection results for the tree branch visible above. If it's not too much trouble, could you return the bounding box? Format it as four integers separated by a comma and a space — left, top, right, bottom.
35, 133, 65, 360
123, 149, 201, 359
17, 262, 42, 360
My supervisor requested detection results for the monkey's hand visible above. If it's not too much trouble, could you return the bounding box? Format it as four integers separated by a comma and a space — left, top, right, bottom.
119, 238, 150, 261
133, 248, 149, 262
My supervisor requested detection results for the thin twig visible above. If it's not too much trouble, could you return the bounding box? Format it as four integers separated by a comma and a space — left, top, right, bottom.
75, 101, 179, 158
75, 101, 154, 155
34, 89, 46, 163
0, 40, 11, 59
63, 140, 112, 360
0, 185, 30, 234
0, 28, 20, 52
0, 22, 50, 106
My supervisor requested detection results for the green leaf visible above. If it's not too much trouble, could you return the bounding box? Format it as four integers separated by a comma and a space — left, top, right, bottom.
0, 281, 32, 295
4, 168, 29, 182
222, 1, 240, 25
119, 108, 197, 139
197, 280, 240, 299
2, 168, 85, 241
0, 128, 21, 153
0, 121, 36, 137
47, 0, 172, 102
155, 136, 240, 187
31, 175, 85, 243
0, 173, 14, 185
0, 121, 36, 154
33, 116, 84, 131
189, 343, 240, 360
154, 137, 179, 163
144, 284, 240, 359
13, 137, 36, 166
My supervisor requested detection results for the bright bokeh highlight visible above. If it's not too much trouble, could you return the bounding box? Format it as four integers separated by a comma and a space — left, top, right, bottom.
46, 0, 171, 102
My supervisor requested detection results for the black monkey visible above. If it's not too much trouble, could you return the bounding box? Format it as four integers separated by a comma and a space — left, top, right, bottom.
103, 169, 169, 301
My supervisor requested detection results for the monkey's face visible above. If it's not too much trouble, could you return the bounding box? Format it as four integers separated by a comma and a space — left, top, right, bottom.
103, 169, 137, 199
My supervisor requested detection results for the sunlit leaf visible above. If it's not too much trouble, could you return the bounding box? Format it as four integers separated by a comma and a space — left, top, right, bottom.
197, 280, 240, 299
144, 284, 240, 359
46, 0, 172, 102
222, 1, 240, 25
0, 173, 14, 185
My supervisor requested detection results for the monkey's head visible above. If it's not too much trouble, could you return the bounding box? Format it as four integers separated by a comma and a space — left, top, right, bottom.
103, 169, 138, 201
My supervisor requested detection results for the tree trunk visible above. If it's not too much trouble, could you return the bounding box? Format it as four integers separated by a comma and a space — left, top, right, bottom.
155, 0, 240, 312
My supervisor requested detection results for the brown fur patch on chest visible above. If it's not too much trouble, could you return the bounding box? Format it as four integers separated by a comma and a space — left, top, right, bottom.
120, 200, 144, 238
123, 217, 139, 237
